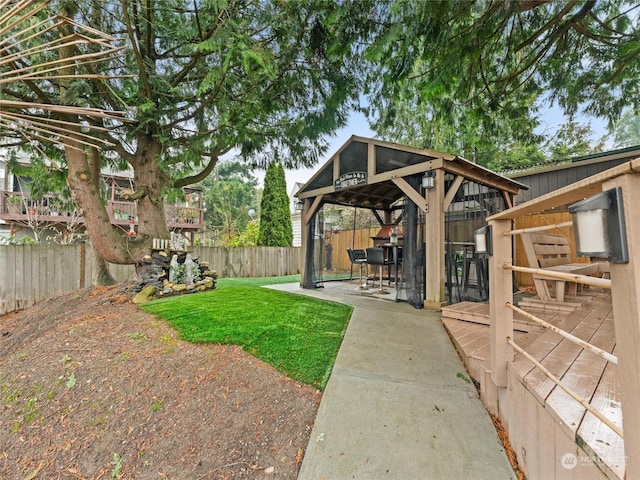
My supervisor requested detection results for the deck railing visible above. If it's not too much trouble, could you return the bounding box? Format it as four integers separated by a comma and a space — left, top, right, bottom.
506, 337, 623, 438
486, 161, 640, 479
495, 223, 622, 439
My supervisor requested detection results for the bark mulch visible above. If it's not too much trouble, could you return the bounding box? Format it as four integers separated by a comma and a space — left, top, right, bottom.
0, 286, 320, 479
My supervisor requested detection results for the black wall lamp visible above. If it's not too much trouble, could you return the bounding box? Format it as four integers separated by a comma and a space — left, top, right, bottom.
568, 187, 628, 263
474, 224, 493, 256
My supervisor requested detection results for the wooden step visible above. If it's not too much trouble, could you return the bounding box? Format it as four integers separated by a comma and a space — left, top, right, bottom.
442, 301, 542, 333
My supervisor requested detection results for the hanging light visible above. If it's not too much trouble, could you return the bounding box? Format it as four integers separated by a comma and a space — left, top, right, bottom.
422, 171, 435, 189
294, 198, 304, 211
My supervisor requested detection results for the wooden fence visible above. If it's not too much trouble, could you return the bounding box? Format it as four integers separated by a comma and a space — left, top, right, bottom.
0, 245, 300, 315
327, 216, 584, 287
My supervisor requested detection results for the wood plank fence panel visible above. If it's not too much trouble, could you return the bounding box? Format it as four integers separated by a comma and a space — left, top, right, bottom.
30, 245, 40, 302
4, 245, 16, 313
0, 245, 300, 315
16, 245, 24, 312
329, 227, 379, 272
39, 245, 49, 300
192, 246, 300, 278
0, 244, 6, 314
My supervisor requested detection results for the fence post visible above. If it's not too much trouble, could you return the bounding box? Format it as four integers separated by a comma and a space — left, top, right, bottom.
80, 242, 86, 289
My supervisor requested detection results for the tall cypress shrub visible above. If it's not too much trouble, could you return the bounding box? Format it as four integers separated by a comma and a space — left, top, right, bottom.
257, 163, 293, 247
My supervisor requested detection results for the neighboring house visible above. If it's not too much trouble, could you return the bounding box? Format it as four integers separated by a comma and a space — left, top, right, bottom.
290, 182, 304, 247
506, 144, 640, 204
0, 148, 204, 244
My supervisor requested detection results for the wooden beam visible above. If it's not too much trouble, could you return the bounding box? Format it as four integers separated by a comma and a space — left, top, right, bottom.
372, 209, 384, 226
297, 184, 334, 200
443, 175, 464, 212
375, 159, 445, 183
303, 195, 324, 225
368, 142, 376, 178
391, 177, 428, 212
424, 169, 446, 310
502, 191, 513, 209
443, 161, 521, 195
298, 160, 447, 200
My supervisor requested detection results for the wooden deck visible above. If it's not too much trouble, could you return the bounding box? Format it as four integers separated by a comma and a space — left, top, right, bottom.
442, 290, 624, 480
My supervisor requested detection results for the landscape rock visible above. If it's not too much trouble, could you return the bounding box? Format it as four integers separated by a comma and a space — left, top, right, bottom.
131, 251, 217, 301
132, 285, 156, 304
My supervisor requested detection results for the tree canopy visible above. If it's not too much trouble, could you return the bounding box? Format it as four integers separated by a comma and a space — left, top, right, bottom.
364, 1, 640, 168
1, 0, 374, 264
612, 110, 640, 148
4, 0, 640, 268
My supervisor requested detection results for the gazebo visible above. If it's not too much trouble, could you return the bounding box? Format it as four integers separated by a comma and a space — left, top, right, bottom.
295, 136, 527, 310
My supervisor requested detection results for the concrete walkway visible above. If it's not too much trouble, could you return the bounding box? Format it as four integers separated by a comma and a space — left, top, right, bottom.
267, 281, 516, 480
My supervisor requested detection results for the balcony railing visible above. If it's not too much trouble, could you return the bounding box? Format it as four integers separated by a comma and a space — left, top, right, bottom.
1, 191, 204, 230
0, 191, 82, 222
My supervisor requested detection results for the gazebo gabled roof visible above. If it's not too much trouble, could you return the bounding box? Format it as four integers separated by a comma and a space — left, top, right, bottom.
295, 136, 527, 209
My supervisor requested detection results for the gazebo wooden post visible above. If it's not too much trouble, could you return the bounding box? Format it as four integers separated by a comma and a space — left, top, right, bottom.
424, 168, 446, 310
299, 198, 309, 287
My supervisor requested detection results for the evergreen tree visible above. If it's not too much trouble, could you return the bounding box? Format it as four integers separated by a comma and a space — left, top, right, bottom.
2, 0, 373, 265
365, 1, 640, 169
200, 161, 259, 245
257, 163, 293, 247
612, 110, 640, 149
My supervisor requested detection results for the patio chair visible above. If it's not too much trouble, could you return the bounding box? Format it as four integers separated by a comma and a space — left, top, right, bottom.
366, 247, 393, 294
347, 248, 369, 289
521, 232, 602, 302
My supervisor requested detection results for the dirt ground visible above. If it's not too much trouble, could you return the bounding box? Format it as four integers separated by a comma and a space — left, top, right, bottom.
0, 286, 321, 479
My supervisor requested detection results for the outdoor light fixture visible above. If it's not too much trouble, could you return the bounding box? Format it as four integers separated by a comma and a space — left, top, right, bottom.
422, 171, 435, 189
474, 224, 493, 256
293, 198, 304, 212
568, 186, 628, 263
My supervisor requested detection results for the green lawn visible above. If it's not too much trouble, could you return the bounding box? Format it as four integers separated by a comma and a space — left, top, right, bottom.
140, 276, 353, 390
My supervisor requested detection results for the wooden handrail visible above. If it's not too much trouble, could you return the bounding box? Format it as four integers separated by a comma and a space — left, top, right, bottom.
507, 264, 611, 289
505, 221, 574, 236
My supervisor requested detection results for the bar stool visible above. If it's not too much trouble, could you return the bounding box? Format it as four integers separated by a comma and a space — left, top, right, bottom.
347, 248, 369, 289
366, 247, 393, 294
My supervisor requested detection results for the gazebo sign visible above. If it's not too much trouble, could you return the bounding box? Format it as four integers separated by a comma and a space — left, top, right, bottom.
335, 171, 367, 190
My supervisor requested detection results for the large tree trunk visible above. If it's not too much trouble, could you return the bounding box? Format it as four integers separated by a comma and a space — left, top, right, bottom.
64, 133, 172, 265
58, 7, 158, 266
65, 144, 150, 264
91, 243, 116, 286
132, 135, 171, 241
